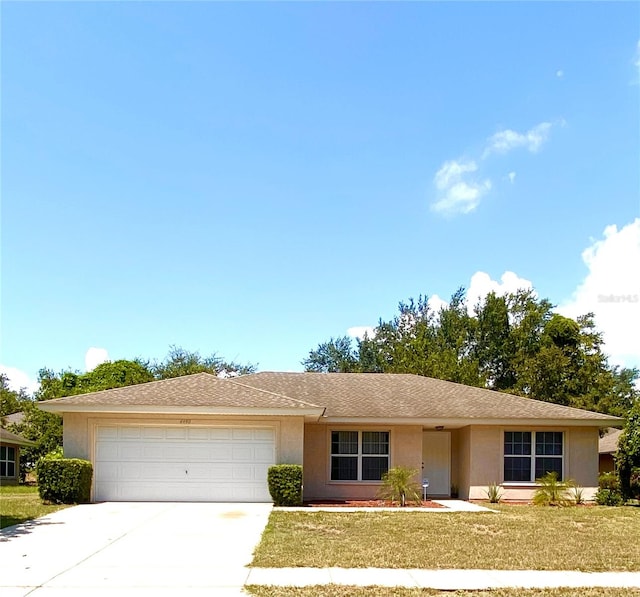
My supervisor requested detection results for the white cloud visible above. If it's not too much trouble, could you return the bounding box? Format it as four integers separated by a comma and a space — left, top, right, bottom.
431, 121, 557, 216
559, 219, 640, 369
466, 271, 534, 315
635, 40, 640, 70
431, 160, 492, 216
85, 347, 110, 372
0, 365, 40, 395
427, 294, 449, 314
483, 122, 553, 157
556, 70, 564, 79
434, 160, 478, 189
347, 326, 376, 340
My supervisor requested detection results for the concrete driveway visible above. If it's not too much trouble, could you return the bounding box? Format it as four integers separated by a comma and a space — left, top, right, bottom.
0, 502, 272, 596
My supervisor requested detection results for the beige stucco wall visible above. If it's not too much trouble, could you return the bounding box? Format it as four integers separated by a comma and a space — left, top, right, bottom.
303, 423, 422, 501
464, 425, 601, 501
63, 413, 90, 460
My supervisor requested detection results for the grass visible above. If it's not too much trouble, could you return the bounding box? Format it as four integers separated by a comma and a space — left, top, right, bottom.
0, 484, 69, 529
251, 504, 640, 571
245, 587, 640, 597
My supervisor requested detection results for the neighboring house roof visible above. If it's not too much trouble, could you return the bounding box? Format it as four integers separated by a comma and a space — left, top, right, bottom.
0, 427, 36, 447
599, 427, 623, 454
2, 411, 25, 426
38, 371, 621, 427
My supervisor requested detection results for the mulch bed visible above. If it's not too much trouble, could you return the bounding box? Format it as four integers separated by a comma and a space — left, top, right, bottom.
303, 499, 444, 508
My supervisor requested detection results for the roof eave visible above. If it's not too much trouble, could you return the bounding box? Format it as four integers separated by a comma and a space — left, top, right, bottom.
319, 416, 622, 427
0, 437, 37, 447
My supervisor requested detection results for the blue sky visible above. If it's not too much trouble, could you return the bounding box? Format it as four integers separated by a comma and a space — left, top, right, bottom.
2, 2, 639, 392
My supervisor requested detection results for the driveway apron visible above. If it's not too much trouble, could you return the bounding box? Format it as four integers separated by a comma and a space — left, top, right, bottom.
0, 502, 272, 596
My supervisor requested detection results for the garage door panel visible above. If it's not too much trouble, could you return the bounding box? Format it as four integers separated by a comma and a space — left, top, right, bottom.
94, 425, 276, 502
254, 446, 277, 461
120, 428, 142, 440
141, 427, 165, 440
97, 427, 119, 440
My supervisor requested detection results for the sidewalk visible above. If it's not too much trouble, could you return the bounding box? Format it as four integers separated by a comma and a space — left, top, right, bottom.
245, 567, 640, 590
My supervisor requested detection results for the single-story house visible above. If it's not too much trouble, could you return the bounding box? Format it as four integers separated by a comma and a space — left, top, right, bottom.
0, 427, 35, 484
39, 372, 621, 503
599, 427, 622, 473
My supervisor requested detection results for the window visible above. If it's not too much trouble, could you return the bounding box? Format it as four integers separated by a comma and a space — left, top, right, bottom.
0, 445, 16, 478
330, 431, 389, 481
504, 431, 563, 482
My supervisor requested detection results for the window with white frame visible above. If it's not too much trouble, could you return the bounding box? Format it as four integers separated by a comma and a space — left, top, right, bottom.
0, 445, 16, 478
504, 431, 563, 482
330, 431, 389, 481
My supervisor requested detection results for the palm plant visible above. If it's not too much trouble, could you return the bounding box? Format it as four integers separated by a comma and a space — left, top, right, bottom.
532, 472, 573, 506
378, 466, 421, 506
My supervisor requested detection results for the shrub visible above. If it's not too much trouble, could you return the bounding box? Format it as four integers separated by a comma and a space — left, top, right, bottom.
532, 472, 573, 507
36, 458, 93, 504
486, 482, 503, 503
598, 471, 619, 490
595, 487, 624, 506
378, 466, 421, 506
595, 472, 624, 505
267, 464, 303, 506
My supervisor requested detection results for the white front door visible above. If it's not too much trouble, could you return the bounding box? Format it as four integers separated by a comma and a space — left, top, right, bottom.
422, 431, 451, 497
94, 425, 276, 502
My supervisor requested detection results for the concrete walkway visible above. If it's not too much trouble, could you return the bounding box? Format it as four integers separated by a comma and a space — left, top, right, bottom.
246, 567, 640, 590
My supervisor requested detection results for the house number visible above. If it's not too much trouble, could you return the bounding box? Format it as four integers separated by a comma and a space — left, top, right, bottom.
179, 419, 192, 424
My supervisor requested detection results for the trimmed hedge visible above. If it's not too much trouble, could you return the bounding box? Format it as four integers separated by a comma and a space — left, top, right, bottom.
267, 464, 303, 506
37, 458, 93, 504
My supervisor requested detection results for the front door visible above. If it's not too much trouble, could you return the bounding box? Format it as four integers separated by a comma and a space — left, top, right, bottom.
422, 431, 451, 497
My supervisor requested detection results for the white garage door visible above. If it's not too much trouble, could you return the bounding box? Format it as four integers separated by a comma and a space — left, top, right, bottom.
94, 425, 276, 502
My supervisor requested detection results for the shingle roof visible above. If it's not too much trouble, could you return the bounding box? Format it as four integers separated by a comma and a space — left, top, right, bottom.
2, 411, 25, 425
0, 427, 36, 447
234, 372, 620, 422
599, 427, 623, 454
40, 373, 321, 410
38, 370, 621, 424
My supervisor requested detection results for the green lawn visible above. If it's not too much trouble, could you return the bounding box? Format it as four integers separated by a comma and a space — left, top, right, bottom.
245, 588, 640, 597
0, 485, 69, 529
251, 504, 640, 571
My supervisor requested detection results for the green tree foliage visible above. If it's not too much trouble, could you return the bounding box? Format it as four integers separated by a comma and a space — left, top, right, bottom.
1, 373, 27, 418
301, 337, 359, 373
303, 288, 639, 417
36, 359, 154, 401
616, 399, 640, 500
151, 346, 256, 379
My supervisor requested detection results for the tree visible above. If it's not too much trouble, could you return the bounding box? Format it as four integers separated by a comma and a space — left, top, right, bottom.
302, 285, 638, 418
36, 360, 155, 401
302, 336, 359, 373
8, 400, 63, 480
152, 346, 256, 379
617, 399, 640, 500
1, 373, 27, 419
